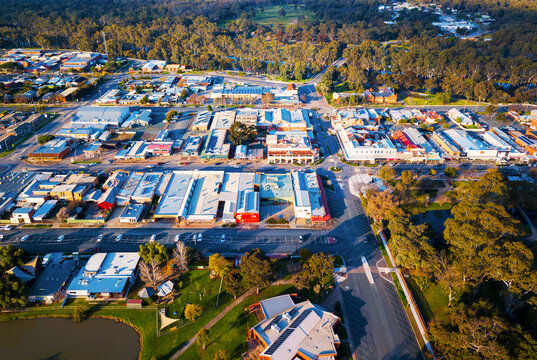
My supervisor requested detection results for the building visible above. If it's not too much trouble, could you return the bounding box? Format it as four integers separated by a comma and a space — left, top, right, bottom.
119, 203, 146, 223
28, 253, 77, 303
445, 129, 498, 159
266, 133, 319, 164
10, 206, 35, 224
235, 109, 259, 127
28, 138, 71, 160
60, 52, 102, 72
191, 111, 213, 131
364, 87, 397, 103
67, 252, 140, 299
210, 85, 272, 101
431, 131, 461, 158
446, 108, 474, 126
95, 89, 121, 104
121, 109, 152, 128
211, 110, 236, 130
220, 172, 260, 223
32, 200, 58, 221
180, 135, 204, 157
182, 171, 224, 222
335, 126, 397, 162
291, 171, 330, 223
154, 172, 194, 220
49, 184, 89, 201
508, 130, 537, 155
333, 109, 380, 129
131, 173, 162, 203
72, 107, 130, 127
200, 129, 230, 159
249, 295, 340, 360
403, 128, 441, 160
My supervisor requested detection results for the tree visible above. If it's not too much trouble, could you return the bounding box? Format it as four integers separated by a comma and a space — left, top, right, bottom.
38, 134, 55, 144
241, 248, 274, 294
206, 105, 213, 111
228, 122, 257, 145
278, 8, 287, 17
172, 241, 189, 274
0, 245, 25, 270
139, 242, 168, 264
378, 165, 396, 181
298, 248, 313, 263
444, 167, 458, 178
224, 271, 242, 299
73, 302, 88, 322
303, 252, 334, 288
139, 259, 164, 287
165, 110, 177, 122
429, 301, 511, 360
209, 253, 231, 278
185, 303, 203, 322
140, 95, 149, 105
465, 169, 510, 206
365, 190, 396, 222
213, 349, 229, 360
261, 92, 274, 106
196, 328, 210, 350
0, 273, 27, 309
56, 207, 70, 222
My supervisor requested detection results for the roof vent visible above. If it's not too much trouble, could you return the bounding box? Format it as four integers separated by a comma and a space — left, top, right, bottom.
283, 312, 292, 321
270, 323, 281, 333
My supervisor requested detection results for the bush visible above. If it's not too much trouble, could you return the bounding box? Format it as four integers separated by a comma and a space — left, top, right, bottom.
38, 134, 55, 144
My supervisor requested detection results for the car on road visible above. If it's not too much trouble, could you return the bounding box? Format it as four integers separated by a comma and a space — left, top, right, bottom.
322, 236, 338, 244
116, 234, 122, 242
0, 234, 4, 241
57, 235, 64, 242
298, 235, 304, 243
150, 234, 156, 242
197, 233, 202, 242
175, 234, 180, 242
21, 235, 29, 242
221, 234, 226, 243
97, 234, 104, 242
362, 235, 368, 243
1, 225, 11, 231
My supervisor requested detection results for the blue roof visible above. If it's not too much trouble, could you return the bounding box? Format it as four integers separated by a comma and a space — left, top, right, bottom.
68, 267, 130, 294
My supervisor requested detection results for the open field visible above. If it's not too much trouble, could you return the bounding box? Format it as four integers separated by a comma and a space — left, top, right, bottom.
253, 5, 313, 25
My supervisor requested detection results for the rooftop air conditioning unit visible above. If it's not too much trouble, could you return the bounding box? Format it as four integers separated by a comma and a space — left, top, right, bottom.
271, 323, 281, 333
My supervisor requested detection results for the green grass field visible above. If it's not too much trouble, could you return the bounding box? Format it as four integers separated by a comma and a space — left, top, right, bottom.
403, 95, 481, 106
179, 284, 297, 360
407, 276, 449, 323
253, 5, 313, 25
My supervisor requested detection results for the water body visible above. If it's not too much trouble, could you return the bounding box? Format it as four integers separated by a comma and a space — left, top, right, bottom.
0, 318, 140, 360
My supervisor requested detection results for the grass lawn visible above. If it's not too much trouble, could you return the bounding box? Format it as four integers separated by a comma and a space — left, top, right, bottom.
179, 284, 297, 360
407, 276, 449, 324
403, 95, 481, 106
253, 5, 313, 25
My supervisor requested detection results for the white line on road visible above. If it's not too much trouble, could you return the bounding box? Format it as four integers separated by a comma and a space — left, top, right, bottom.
361, 256, 375, 285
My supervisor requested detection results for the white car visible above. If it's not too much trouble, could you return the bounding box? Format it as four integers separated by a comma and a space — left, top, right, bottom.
116, 234, 122, 242
21, 235, 29, 242
57, 235, 64, 242
150, 234, 156, 242
197, 233, 202, 242
221, 234, 226, 243
0, 234, 3, 240
175, 234, 180, 242
97, 234, 104, 242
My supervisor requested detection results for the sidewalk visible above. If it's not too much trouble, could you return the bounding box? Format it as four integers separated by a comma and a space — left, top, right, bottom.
169, 287, 256, 360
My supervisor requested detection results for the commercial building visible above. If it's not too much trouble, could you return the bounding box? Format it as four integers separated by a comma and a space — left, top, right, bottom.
191, 111, 213, 131
182, 171, 224, 222
67, 252, 140, 299
131, 173, 162, 203
291, 171, 330, 223
10, 206, 35, 224
28, 138, 71, 160
431, 131, 461, 157
266, 132, 319, 164
200, 129, 230, 159
235, 109, 259, 127
249, 295, 340, 360
121, 110, 152, 128
32, 200, 58, 221
49, 184, 89, 201
60, 52, 102, 72
446, 108, 474, 126
28, 253, 78, 303
403, 128, 441, 160
211, 110, 236, 130
154, 172, 194, 220
95, 89, 121, 104
180, 135, 203, 157
220, 172, 260, 223
333, 109, 380, 129
508, 130, 537, 155
120, 203, 146, 223
72, 107, 130, 127
116, 172, 143, 206
335, 126, 397, 162
444, 129, 498, 159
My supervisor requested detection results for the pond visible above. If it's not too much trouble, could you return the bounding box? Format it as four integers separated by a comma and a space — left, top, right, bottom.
0, 318, 140, 360
413, 209, 452, 242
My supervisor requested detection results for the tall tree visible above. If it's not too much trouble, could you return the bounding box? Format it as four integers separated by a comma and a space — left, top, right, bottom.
241, 248, 274, 294
196, 328, 210, 350
209, 253, 231, 278
139, 259, 164, 287
224, 271, 243, 299
172, 241, 189, 274
185, 303, 203, 322
139, 242, 168, 264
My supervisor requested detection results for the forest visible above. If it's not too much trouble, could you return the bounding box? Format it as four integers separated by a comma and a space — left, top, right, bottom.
0, 0, 536, 103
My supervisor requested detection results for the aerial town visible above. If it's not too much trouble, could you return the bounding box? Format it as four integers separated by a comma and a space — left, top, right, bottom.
0, 1, 536, 360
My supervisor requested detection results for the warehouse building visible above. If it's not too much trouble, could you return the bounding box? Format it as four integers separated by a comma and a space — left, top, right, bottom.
72, 107, 130, 127
335, 126, 397, 162
445, 129, 498, 160
28, 138, 71, 160
291, 171, 330, 223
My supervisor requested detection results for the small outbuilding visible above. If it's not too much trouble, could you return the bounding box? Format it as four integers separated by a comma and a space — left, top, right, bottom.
138, 287, 155, 299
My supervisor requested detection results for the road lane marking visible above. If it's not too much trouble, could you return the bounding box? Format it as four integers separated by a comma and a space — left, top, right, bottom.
361, 256, 375, 285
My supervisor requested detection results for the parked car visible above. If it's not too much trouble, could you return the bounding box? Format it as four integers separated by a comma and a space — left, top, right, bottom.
150, 234, 156, 242
21, 235, 29, 242
221, 234, 226, 243
57, 235, 64, 242
197, 233, 202, 242
116, 234, 122, 241
175, 234, 180, 242
97, 234, 104, 242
